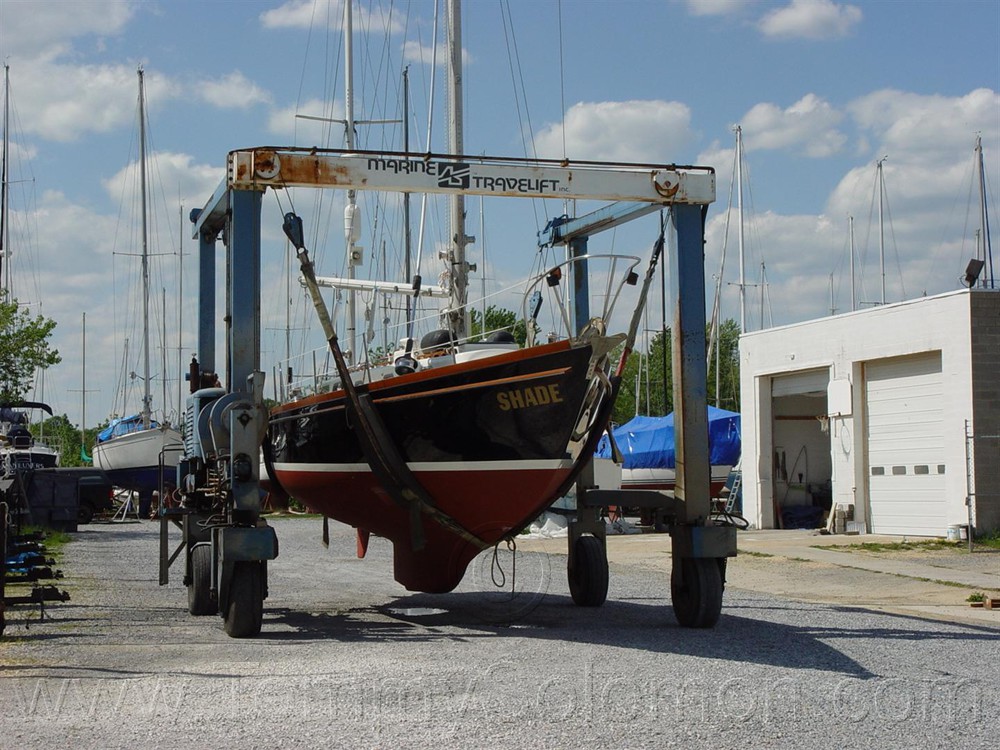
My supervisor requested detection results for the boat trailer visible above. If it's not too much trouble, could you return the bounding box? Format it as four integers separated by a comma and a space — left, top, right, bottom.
160, 147, 734, 636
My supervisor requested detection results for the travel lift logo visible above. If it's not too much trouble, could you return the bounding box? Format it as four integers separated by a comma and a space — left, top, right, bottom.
437, 162, 471, 189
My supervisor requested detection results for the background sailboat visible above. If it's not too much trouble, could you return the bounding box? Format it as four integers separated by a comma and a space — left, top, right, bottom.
92, 67, 182, 509
0, 64, 61, 477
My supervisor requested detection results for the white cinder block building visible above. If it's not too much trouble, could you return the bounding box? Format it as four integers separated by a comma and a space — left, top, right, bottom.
738, 288, 999, 536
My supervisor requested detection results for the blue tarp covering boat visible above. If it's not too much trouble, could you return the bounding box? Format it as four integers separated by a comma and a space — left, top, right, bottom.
595, 407, 741, 469
96, 414, 162, 443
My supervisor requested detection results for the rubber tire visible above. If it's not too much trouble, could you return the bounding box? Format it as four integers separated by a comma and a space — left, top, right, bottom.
568, 535, 609, 607
671, 556, 724, 628
187, 544, 216, 616
224, 561, 264, 638
77, 501, 95, 525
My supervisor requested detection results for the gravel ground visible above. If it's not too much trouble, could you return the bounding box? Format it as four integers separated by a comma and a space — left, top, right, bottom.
1, 517, 997, 749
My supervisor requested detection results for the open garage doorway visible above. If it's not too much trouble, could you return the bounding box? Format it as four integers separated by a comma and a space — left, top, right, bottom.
770, 369, 833, 529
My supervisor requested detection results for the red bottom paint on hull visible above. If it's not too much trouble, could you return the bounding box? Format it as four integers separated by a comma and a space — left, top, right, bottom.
273, 465, 573, 593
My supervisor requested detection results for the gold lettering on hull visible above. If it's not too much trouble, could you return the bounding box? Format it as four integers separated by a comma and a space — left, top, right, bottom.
497, 384, 563, 411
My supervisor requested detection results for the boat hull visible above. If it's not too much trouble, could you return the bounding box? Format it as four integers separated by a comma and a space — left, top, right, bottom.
0, 447, 59, 476
268, 340, 605, 592
93, 427, 183, 496
620, 465, 733, 496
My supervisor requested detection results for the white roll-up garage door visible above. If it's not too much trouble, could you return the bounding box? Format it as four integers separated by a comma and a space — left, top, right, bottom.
771, 368, 829, 397
864, 352, 946, 535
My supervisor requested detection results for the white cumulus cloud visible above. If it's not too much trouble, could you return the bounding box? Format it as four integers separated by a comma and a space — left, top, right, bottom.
848, 88, 1000, 159
741, 94, 846, 157
192, 72, 272, 110
758, 0, 862, 40
683, 0, 745, 17
533, 100, 697, 163
0, 0, 135, 60
260, 0, 405, 34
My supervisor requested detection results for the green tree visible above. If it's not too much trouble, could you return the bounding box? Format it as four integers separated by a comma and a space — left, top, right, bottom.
0, 295, 61, 403
707, 318, 741, 412
613, 329, 672, 424
610, 317, 741, 423
469, 305, 529, 346
36, 414, 104, 468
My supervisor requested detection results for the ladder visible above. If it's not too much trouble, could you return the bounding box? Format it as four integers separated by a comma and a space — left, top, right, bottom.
723, 470, 742, 514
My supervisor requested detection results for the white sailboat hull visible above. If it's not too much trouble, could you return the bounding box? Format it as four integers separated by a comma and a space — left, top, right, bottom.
93, 426, 183, 495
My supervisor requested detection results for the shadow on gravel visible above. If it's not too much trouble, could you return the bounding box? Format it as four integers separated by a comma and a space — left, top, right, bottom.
255, 592, 999, 679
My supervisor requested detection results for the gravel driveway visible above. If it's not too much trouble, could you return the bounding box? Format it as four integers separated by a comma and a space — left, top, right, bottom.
1, 517, 996, 749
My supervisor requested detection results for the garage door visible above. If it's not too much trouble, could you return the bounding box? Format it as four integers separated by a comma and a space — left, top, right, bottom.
864, 352, 946, 536
771, 368, 829, 397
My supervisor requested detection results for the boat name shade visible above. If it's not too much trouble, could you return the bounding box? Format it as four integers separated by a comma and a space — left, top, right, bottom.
496, 384, 563, 411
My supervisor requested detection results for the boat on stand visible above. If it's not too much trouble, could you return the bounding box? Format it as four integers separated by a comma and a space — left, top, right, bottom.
0, 66, 61, 480
92, 67, 182, 510
0, 403, 59, 478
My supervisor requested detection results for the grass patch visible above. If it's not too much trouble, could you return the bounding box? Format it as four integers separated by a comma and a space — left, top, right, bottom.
18, 526, 72, 555
967, 591, 986, 603
974, 529, 1000, 550
818, 540, 961, 553
737, 550, 774, 558
912, 576, 968, 589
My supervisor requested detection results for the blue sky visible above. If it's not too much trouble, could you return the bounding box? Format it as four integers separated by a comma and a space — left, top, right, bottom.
0, 0, 997, 430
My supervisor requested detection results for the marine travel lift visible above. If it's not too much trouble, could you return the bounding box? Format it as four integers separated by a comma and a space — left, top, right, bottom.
166, 147, 732, 636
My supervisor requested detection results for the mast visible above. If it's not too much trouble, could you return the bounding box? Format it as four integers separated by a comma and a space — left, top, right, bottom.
138, 66, 152, 429
976, 134, 994, 287
81, 313, 88, 461
849, 215, 856, 311
877, 155, 887, 305
161, 287, 168, 424
403, 67, 413, 329
447, 0, 470, 341
343, 0, 359, 365
177, 203, 184, 422
1, 64, 9, 294
736, 126, 746, 334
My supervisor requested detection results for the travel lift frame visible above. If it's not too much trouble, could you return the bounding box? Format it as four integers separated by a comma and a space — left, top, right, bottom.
163, 147, 734, 637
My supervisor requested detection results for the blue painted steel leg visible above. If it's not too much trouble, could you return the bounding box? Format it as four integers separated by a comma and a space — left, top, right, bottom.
570, 236, 589, 334
669, 204, 711, 519
196, 210, 216, 378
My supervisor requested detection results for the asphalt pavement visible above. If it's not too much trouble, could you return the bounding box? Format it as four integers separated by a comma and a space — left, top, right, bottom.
1, 517, 997, 749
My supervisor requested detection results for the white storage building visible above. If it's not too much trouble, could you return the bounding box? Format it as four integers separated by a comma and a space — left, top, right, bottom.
738, 288, 999, 536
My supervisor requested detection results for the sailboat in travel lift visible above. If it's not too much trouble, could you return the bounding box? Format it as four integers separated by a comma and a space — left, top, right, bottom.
175, 0, 730, 642
259, 2, 713, 595
93, 67, 182, 505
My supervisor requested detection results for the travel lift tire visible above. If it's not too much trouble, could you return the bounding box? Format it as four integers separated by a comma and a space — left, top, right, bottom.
223, 560, 264, 638
187, 543, 216, 616
671, 556, 724, 628
568, 535, 609, 607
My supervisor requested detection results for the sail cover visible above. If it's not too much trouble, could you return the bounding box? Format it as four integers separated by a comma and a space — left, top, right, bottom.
595, 407, 741, 469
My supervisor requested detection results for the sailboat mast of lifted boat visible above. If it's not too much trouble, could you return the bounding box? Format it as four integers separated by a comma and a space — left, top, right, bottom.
343, 0, 360, 365
137, 66, 153, 429
446, 0, 471, 342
